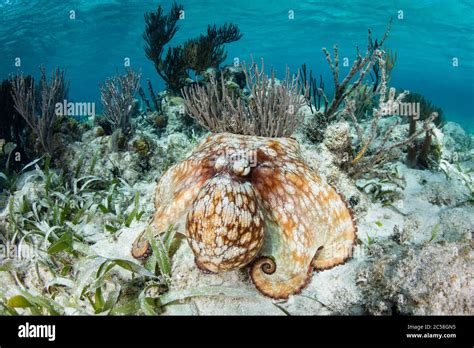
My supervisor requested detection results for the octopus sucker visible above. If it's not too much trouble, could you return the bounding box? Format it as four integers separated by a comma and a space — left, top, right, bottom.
131, 132, 357, 298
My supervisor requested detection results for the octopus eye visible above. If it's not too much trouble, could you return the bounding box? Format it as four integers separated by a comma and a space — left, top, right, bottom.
232, 158, 251, 177
214, 156, 227, 172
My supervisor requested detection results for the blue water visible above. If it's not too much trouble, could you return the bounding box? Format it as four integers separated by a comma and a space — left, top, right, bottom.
1, 0, 473, 131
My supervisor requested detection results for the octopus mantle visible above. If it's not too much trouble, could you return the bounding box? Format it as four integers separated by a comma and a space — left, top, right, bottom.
132, 132, 356, 299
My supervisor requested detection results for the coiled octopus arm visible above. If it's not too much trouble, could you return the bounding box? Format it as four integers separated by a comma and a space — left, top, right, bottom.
250, 140, 356, 299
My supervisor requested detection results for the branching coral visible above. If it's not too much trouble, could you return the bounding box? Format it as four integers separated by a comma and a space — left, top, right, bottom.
345, 83, 376, 121
302, 19, 437, 176
11, 67, 69, 157
181, 59, 307, 137
304, 19, 393, 142
143, 2, 242, 94
299, 63, 324, 114
343, 51, 437, 177
138, 79, 164, 114
136, 77, 170, 134
0, 78, 29, 156
100, 69, 141, 151
143, 2, 183, 89
185, 23, 243, 74
405, 113, 439, 169
369, 33, 397, 92
321, 19, 392, 120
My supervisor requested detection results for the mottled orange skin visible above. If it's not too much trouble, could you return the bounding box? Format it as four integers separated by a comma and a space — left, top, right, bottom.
131, 133, 357, 299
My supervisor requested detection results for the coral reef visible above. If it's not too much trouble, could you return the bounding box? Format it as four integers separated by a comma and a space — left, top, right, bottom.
131, 133, 356, 299
0, 88, 471, 315
59, 116, 193, 185
143, 2, 242, 94
0, 13, 472, 317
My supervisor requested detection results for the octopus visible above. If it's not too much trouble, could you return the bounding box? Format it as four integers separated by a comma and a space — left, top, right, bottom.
131, 132, 357, 299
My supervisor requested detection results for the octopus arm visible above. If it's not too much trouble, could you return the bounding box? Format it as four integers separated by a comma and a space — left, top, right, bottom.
131, 157, 214, 259
250, 161, 356, 299
311, 188, 357, 271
